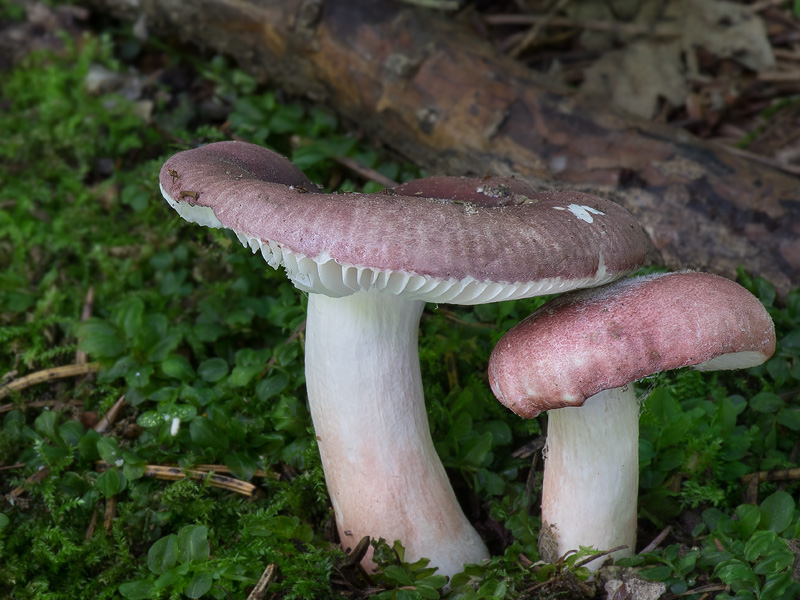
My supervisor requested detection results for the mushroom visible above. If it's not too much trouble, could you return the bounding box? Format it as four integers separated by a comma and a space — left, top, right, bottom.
158, 140, 650, 578
488, 271, 776, 570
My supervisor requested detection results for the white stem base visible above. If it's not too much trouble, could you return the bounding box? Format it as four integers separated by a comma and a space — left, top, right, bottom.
305, 291, 489, 579
539, 386, 638, 570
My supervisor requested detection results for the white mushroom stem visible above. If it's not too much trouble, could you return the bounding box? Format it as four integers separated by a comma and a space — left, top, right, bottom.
539, 386, 639, 570
304, 290, 489, 578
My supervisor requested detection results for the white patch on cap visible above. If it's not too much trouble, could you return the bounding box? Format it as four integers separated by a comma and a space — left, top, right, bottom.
552, 204, 606, 224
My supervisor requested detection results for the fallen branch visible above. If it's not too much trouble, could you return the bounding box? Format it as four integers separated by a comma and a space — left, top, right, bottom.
0, 363, 100, 400
246, 564, 278, 600
82, 0, 800, 296
95, 462, 259, 496
741, 467, 800, 504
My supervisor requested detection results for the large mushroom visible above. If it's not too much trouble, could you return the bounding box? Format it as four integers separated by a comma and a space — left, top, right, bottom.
158, 140, 649, 578
489, 271, 776, 570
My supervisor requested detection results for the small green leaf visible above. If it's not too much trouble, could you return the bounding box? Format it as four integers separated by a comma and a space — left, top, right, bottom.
198, 357, 229, 383
77, 318, 124, 358
78, 430, 102, 462
137, 410, 164, 428
96, 469, 127, 497
147, 332, 182, 363
256, 372, 289, 401
179, 405, 200, 422
59, 420, 85, 447
744, 530, 780, 561
760, 491, 795, 533
760, 572, 794, 600
154, 565, 185, 589
121, 185, 149, 212
272, 342, 298, 367
97, 437, 122, 465
115, 297, 145, 340
147, 534, 179, 575
383, 565, 415, 586
118, 579, 156, 600
639, 565, 672, 581
57, 471, 91, 496
715, 559, 758, 589
414, 584, 441, 599
458, 431, 493, 467
230, 363, 263, 387
161, 355, 195, 382
749, 392, 784, 413
34, 411, 64, 447
189, 417, 229, 451
753, 550, 794, 575
224, 451, 258, 481
734, 504, 762, 539
418, 575, 447, 589
185, 572, 213, 598
125, 364, 154, 389
177, 525, 210, 565
776, 408, 800, 431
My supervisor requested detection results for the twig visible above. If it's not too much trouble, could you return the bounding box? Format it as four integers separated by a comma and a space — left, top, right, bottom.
0, 463, 25, 471
8, 467, 51, 502
0, 399, 83, 414
429, 307, 496, 329
0, 363, 101, 400
639, 526, 671, 553
741, 467, 800, 485
85, 506, 99, 540
521, 448, 540, 513
400, 0, 460, 9
672, 583, 729, 597
508, 0, 572, 58
574, 545, 627, 568
265, 320, 306, 370
94, 395, 126, 434
103, 495, 117, 532
191, 463, 278, 480
757, 70, 800, 83
445, 351, 459, 391
774, 48, 800, 62
485, 14, 681, 40
511, 435, 546, 459
714, 143, 800, 177
750, 0, 789, 11
246, 564, 278, 600
334, 155, 399, 188
95, 462, 258, 496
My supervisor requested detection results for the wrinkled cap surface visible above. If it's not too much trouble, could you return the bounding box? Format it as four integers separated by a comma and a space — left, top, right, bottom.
159, 141, 650, 304
489, 271, 777, 418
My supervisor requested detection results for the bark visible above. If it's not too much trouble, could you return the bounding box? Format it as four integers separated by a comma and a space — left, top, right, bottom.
83, 0, 800, 296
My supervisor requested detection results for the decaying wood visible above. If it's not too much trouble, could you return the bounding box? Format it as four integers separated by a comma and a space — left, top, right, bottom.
84, 0, 800, 296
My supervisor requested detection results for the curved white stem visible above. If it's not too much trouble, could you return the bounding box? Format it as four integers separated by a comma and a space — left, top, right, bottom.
305, 290, 489, 579
539, 386, 639, 570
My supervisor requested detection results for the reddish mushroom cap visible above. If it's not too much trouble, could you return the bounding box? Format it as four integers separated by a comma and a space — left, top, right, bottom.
160, 141, 650, 303
489, 271, 777, 418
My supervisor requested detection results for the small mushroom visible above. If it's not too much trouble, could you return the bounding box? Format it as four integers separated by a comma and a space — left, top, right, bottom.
159, 141, 650, 578
489, 271, 776, 569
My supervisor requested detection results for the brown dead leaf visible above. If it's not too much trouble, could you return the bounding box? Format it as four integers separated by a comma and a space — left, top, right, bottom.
677, 0, 775, 72
577, 0, 774, 118
581, 39, 687, 118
